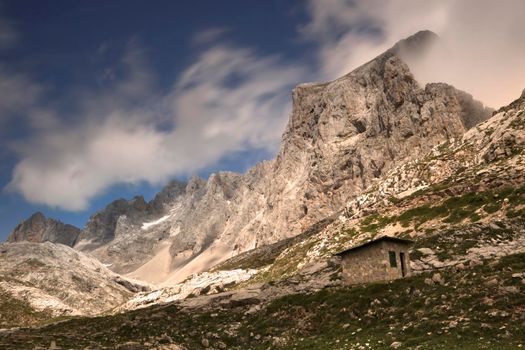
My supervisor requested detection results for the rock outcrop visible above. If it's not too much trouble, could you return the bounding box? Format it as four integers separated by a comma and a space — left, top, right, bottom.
0, 241, 149, 316
7, 212, 81, 247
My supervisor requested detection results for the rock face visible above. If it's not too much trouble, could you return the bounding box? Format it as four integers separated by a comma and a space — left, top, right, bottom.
78, 180, 187, 249
7, 212, 81, 247
9, 31, 492, 284
342, 83, 525, 221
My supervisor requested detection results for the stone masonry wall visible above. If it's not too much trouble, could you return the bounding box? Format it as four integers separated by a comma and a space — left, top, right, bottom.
341, 241, 411, 285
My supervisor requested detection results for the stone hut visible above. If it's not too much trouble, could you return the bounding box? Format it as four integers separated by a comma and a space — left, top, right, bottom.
335, 236, 413, 285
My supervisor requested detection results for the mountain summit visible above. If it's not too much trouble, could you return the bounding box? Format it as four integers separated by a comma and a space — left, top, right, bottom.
7, 212, 80, 247
7, 31, 492, 285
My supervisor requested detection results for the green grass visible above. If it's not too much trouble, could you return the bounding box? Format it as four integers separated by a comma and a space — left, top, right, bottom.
358, 185, 525, 233
0, 289, 52, 328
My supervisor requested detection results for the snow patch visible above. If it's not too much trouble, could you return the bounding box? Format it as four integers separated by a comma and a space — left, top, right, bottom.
142, 215, 170, 230
118, 268, 258, 311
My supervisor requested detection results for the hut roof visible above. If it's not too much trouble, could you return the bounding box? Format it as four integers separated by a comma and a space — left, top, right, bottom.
334, 236, 413, 256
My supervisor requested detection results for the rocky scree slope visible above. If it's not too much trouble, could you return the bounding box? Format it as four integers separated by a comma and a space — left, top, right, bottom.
22, 30, 489, 283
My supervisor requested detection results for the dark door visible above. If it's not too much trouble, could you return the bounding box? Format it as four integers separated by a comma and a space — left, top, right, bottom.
399, 252, 406, 277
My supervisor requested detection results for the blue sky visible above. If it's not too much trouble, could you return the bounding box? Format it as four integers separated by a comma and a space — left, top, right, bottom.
0, 0, 524, 240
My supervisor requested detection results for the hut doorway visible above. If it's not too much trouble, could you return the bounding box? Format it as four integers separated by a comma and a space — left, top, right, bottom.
400, 252, 407, 277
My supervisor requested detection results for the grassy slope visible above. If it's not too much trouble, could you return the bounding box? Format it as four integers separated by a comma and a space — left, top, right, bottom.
1, 250, 524, 349
0, 289, 51, 328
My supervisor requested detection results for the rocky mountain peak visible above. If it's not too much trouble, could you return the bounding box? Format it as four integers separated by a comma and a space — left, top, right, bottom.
7, 212, 80, 247
28, 211, 46, 221
186, 176, 206, 193
496, 87, 525, 115
150, 180, 187, 212
390, 29, 439, 58
8, 31, 494, 284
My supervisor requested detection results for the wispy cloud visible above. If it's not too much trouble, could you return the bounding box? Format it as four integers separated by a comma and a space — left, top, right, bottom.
7, 41, 304, 210
191, 27, 231, 46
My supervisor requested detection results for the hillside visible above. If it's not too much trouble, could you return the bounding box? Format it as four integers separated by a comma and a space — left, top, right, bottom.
1, 249, 523, 349
0, 242, 149, 321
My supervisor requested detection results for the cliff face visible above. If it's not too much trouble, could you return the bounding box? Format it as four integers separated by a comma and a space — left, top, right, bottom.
263, 49, 490, 243
7, 212, 80, 247
8, 31, 492, 284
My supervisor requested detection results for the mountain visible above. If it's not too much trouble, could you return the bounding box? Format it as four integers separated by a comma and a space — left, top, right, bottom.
118, 88, 525, 313
40, 77, 521, 350
1, 30, 524, 349
0, 241, 149, 320
7, 31, 492, 286
1, 91, 523, 346
215, 83, 525, 283
6, 212, 80, 247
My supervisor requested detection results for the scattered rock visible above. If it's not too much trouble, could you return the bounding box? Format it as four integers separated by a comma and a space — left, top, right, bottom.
499, 286, 520, 294
300, 261, 329, 275
455, 263, 466, 271
229, 288, 262, 307
391, 341, 402, 348
117, 342, 142, 350
417, 248, 435, 255
154, 345, 185, 350
469, 259, 483, 267
484, 278, 499, 287
431, 273, 444, 285
272, 337, 287, 347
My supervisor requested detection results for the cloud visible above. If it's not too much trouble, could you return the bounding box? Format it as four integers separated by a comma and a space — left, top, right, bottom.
302, 0, 525, 108
7, 42, 304, 210
191, 27, 231, 46
0, 67, 42, 124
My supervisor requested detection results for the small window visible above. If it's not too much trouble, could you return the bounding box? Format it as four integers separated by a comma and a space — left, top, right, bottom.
389, 251, 397, 267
